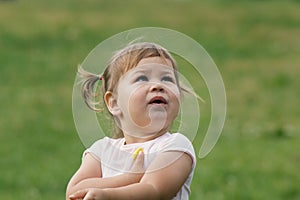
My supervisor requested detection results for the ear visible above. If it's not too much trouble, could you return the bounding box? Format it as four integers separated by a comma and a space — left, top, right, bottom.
104, 91, 121, 116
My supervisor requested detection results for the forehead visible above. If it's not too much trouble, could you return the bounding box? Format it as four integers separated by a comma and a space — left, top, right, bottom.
129, 56, 175, 74
126, 64, 175, 78
137, 56, 173, 67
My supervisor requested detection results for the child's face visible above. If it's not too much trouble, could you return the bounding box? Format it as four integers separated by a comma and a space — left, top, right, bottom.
114, 56, 181, 138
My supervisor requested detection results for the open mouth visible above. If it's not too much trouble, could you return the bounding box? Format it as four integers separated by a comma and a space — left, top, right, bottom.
149, 96, 167, 105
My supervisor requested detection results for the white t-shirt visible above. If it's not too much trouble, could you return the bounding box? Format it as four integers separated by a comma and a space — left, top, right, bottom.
84, 132, 196, 200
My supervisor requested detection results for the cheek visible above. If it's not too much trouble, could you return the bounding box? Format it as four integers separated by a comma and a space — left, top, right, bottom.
118, 85, 142, 107
168, 85, 181, 101
171, 97, 180, 116
128, 89, 146, 113
128, 92, 151, 127
168, 89, 181, 116
119, 85, 144, 113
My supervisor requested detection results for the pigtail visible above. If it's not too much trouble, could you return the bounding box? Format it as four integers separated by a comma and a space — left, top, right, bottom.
78, 65, 102, 112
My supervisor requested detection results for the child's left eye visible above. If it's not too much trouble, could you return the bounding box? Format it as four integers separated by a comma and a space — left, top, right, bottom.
161, 76, 174, 83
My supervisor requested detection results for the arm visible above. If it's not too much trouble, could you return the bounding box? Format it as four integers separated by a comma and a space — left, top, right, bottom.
69, 151, 193, 200
66, 152, 144, 199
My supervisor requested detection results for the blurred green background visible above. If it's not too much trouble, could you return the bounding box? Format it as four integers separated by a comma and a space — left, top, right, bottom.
0, 0, 299, 199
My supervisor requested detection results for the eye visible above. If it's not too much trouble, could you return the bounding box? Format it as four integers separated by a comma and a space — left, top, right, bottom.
161, 76, 174, 83
135, 75, 148, 82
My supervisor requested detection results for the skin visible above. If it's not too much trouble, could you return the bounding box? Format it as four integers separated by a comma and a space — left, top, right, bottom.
107, 57, 181, 143
66, 57, 193, 200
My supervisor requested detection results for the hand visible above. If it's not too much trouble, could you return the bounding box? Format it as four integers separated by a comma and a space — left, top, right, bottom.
130, 149, 145, 174
125, 149, 145, 183
69, 188, 106, 200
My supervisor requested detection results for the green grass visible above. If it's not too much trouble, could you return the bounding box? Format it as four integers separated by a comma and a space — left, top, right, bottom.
0, 0, 299, 199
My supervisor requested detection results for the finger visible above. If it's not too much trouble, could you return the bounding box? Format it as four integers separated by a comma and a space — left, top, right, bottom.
135, 151, 144, 166
132, 151, 145, 173
83, 192, 92, 200
83, 189, 104, 200
69, 189, 88, 200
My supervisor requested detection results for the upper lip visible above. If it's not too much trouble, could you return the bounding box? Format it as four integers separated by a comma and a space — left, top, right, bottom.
149, 96, 167, 104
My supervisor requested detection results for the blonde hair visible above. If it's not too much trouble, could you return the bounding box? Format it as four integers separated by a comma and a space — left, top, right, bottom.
79, 42, 187, 138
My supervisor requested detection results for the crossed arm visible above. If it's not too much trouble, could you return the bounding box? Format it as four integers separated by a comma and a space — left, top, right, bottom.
66, 151, 193, 200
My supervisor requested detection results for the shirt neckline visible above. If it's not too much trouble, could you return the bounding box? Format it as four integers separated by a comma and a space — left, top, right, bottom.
121, 132, 171, 147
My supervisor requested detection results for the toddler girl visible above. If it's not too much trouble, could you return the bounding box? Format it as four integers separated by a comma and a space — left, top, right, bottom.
66, 42, 196, 200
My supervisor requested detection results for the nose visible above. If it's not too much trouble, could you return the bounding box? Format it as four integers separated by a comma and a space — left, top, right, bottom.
150, 83, 164, 92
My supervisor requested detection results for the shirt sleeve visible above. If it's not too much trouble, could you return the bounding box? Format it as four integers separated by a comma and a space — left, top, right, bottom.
159, 133, 196, 168
82, 137, 109, 162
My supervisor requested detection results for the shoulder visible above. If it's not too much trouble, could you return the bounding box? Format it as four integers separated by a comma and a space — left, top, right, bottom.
89, 137, 124, 148
87, 137, 111, 151
83, 137, 124, 160
159, 132, 194, 150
